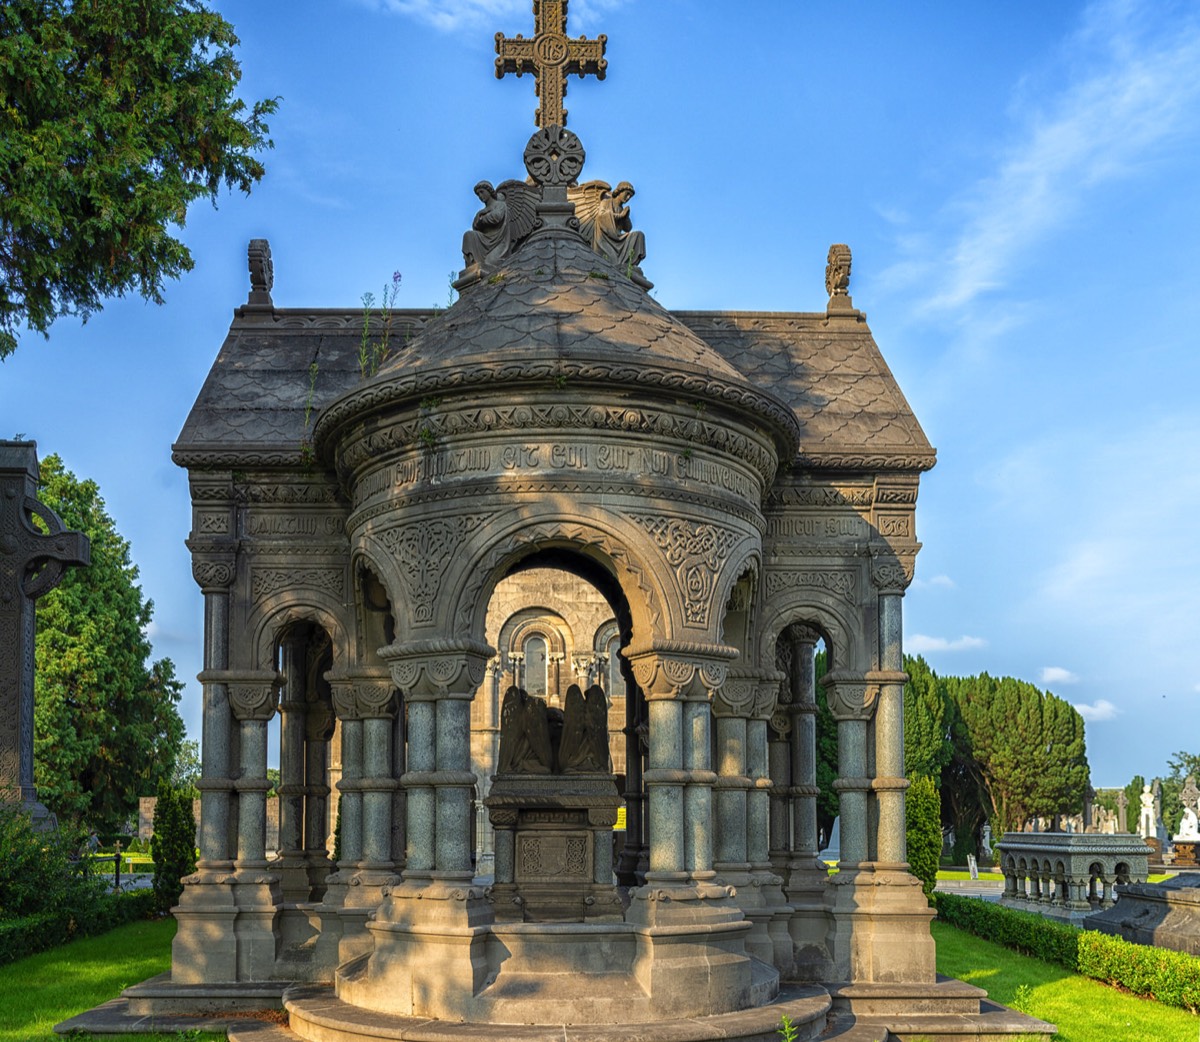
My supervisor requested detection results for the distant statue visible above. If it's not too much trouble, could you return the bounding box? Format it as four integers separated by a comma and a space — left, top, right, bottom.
1178, 808, 1200, 841
498, 686, 554, 774
460, 179, 538, 276
570, 180, 647, 276
558, 683, 611, 773
1139, 784, 1156, 839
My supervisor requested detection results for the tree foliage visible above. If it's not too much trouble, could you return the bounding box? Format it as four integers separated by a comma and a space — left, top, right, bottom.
941, 673, 1089, 834
905, 774, 941, 901
33, 454, 186, 833
150, 781, 196, 914
0, 0, 277, 358
903, 655, 950, 782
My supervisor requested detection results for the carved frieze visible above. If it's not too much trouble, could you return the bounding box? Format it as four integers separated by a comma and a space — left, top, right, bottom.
226, 673, 282, 721
625, 641, 737, 701
629, 514, 741, 627
244, 512, 345, 538
251, 567, 345, 602
766, 484, 874, 509
765, 569, 856, 604
330, 674, 397, 720
875, 514, 912, 539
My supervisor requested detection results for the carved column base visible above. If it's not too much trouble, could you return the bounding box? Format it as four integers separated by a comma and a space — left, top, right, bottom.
335, 880, 492, 1017
270, 851, 312, 904
784, 860, 833, 982
624, 882, 765, 1018
172, 869, 282, 983
824, 867, 934, 985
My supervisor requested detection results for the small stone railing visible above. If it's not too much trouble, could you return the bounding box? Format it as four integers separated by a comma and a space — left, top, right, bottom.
997, 832, 1153, 924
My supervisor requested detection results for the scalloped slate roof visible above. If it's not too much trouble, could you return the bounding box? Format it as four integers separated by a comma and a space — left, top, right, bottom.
174, 247, 933, 471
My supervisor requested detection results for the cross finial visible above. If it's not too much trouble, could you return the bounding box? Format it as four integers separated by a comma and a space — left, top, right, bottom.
495, 0, 607, 128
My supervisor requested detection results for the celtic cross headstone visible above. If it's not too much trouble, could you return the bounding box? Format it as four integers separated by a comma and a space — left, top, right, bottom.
0, 441, 90, 827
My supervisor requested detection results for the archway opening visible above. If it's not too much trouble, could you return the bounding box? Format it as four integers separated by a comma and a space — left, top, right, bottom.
469, 547, 645, 883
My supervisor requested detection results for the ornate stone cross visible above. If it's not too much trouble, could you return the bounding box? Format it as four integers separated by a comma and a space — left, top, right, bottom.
495, 0, 607, 128
0, 442, 89, 825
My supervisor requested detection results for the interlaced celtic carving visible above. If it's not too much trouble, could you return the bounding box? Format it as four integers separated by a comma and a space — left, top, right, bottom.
765, 569, 856, 604
524, 125, 586, 186
192, 561, 235, 591
629, 515, 741, 626
229, 681, 281, 721
251, 568, 344, 602
376, 515, 492, 624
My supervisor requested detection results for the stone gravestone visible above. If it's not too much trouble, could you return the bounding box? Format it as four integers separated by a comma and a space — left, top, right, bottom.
0, 442, 90, 828
1117, 789, 1128, 833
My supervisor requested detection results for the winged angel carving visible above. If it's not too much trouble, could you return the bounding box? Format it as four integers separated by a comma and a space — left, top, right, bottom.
568, 180, 647, 276
460, 179, 539, 275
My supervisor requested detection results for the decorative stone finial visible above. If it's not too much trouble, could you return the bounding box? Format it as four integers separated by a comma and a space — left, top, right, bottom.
247, 238, 274, 307
495, 0, 607, 128
825, 243, 851, 300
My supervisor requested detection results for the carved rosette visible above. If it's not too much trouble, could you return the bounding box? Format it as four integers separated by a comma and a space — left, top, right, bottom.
224, 671, 282, 721
329, 671, 397, 720
625, 641, 737, 701
381, 638, 494, 701
870, 545, 919, 595
524, 124, 586, 187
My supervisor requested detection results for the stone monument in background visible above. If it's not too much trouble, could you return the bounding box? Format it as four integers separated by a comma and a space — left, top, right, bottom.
0, 441, 90, 828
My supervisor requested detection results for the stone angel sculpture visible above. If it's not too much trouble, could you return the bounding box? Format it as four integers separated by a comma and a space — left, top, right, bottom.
460, 179, 539, 276
568, 180, 647, 276
497, 686, 554, 775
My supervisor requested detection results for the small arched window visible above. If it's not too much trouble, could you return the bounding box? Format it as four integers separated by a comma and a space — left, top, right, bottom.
606, 635, 625, 698
524, 635, 548, 696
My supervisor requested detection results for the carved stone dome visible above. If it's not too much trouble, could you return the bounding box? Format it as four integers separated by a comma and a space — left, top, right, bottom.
314, 230, 801, 487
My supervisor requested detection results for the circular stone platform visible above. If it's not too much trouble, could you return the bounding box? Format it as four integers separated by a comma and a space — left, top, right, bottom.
280, 982, 831, 1042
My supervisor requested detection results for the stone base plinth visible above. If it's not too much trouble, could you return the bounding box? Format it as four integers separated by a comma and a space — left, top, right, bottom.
825, 868, 936, 985
1173, 841, 1198, 867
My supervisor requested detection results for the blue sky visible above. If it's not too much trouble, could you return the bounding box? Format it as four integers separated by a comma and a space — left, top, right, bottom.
2, 0, 1199, 786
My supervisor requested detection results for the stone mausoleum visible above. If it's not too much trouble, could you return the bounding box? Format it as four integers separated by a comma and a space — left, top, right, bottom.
117, 6, 1053, 1040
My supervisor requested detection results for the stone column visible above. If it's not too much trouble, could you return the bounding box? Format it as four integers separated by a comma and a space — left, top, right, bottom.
275, 633, 309, 901
304, 700, 334, 897
341, 641, 493, 1018
874, 595, 909, 869
227, 673, 283, 980
616, 685, 647, 886
172, 558, 243, 984
626, 647, 743, 895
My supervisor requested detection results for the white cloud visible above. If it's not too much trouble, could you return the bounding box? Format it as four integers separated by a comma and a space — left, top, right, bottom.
363, 0, 627, 32
1075, 699, 1120, 722
907, 634, 988, 653
912, 573, 956, 591
884, 0, 1200, 315
1040, 666, 1080, 686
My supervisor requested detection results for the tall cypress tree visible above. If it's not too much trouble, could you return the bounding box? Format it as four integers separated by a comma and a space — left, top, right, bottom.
33, 455, 186, 832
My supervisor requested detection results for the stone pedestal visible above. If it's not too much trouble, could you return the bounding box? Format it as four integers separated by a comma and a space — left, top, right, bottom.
485, 773, 623, 922
1174, 841, 1198, 867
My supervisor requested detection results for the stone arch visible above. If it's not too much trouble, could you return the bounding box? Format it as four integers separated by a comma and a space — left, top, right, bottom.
448, 514, 670, 647
506, 613, 571, 660
715, 550, 760, 661
250, 594, 352, 674
757, 594, 859, 674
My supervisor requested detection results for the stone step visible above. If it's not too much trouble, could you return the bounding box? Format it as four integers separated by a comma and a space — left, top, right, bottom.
282, 982, 832, 1042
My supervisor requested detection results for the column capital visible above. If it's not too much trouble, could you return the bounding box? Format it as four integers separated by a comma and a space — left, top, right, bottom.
869, 545, 920, 594
329, 669, 397, 720
380, 638, 494, 700
624, 639, 737, 700
189, 553, 236, 592
213, 670, 281, 721
821, 670, 876, 721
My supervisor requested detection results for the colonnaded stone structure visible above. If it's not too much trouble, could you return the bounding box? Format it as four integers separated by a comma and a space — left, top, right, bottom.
113, 5, 1053, 1040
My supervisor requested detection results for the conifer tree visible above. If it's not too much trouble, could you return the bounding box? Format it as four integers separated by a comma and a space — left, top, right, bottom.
151, 782, 197, 914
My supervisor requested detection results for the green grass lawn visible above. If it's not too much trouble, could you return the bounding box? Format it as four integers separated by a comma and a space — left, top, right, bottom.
933, 920, 1199, 1042
8, 910, 1199, 1042
0, 917, 222, 1042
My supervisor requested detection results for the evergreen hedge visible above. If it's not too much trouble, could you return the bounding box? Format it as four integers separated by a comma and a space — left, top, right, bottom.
936, 892, 1200, 1013
0, 888, 155, 966
150, 782, 197, 914
905, 774, 942, 901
